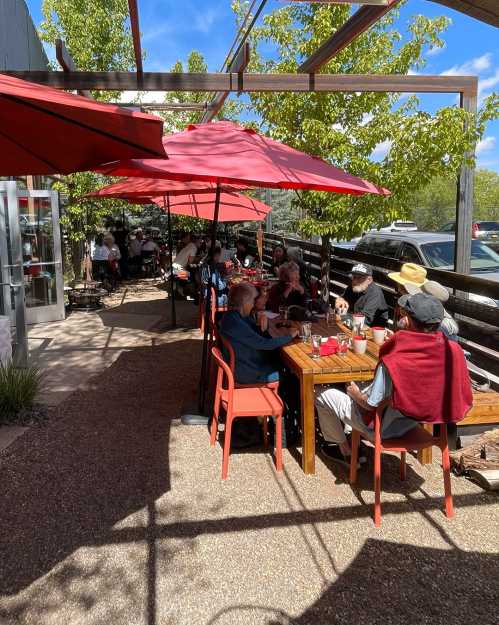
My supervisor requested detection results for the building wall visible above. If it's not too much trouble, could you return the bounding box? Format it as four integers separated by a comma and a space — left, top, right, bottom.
0, 0, 49, 70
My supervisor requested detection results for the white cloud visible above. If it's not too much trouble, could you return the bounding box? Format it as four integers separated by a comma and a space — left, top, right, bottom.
441, 52, 493, 76
371, 140, 392, 160
119, 91, 167, 104
476, 136, 496, 154
427, 43, 446, 57
479, 69, 499, 95
193, 9, 217, 34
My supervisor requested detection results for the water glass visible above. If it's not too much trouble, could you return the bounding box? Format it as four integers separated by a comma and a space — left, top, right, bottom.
337, 333, 350, 356
311, 334, 322, 359
301, 321, 312, 343
279, 305, 288, 320
326, 308, 335, 327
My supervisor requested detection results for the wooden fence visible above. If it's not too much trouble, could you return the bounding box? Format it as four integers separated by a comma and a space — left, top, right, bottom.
239, 229, 499, 380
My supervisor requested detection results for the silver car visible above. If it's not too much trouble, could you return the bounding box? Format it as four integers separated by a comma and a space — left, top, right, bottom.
355, 231, 499, 306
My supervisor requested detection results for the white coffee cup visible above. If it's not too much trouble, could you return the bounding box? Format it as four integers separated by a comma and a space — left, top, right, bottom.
372, 326, 386, 346
352, 336, 367, 355
352, 313, 365, 332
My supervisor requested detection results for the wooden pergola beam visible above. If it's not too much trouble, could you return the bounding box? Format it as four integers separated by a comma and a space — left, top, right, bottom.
298, 0, 401, 73
55, 39, 92, 98
127, 0, 143, 75
4, 71, 478, 95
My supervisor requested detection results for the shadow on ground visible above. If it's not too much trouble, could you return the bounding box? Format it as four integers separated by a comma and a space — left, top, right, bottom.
0, 339, 201, 598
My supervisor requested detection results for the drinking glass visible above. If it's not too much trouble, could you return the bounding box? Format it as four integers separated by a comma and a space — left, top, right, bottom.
301, 321, 312, 343
337, 333, 350, 356
279, 305, 288, 320
311, 334, 322, 359
326, 308, 335, 327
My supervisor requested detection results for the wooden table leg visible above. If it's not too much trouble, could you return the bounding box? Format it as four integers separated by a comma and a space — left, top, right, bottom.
300, 373, 316, 475
418, 423, 434, 465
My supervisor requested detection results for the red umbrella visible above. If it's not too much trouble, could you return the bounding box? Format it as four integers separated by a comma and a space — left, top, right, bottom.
0, 72, 166, 175
88, 177, 247, 198
97, 120, 389, 196
150, 191, 270, 222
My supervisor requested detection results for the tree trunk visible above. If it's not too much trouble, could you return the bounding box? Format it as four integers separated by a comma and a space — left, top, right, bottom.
71, 239, 84, 281
320, 235, 331, 306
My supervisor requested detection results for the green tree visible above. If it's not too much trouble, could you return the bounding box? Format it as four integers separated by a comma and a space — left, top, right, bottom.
40, 0, 135, 102
233, 1, 498, 241
410, 169, 499, 229
39, 0, 137, 277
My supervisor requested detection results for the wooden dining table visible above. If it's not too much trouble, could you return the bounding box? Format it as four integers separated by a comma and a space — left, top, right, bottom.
278, 320, 380, 475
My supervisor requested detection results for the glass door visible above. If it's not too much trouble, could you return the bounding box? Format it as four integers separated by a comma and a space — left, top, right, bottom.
17, 189, 64, 324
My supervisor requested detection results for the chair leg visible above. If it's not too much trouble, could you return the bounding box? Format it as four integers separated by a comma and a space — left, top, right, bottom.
349, 430, 360, 484
221, 415, 233, 480
400, 452, 406, 481
441, 443, 454, 519
373, 443, 382, 527
210, 395, 220, 447
263, 416, 269, 448
275, 412, 283, 472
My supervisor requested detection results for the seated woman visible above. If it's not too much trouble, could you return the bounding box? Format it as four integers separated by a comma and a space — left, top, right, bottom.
250, 286, 270, 333
267, 261, 307, 313
201, 246, 228, 308
233, 238, 254, 269
220, 282, 298, 385
271, 244, 287, 276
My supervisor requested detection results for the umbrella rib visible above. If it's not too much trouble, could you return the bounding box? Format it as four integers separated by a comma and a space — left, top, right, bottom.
1, 93, 165, 160
0, 125, 61, 172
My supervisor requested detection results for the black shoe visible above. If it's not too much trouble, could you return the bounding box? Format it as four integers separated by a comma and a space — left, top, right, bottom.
321, 444, 355, 468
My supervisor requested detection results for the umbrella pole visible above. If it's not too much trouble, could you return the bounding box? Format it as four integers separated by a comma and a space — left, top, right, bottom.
165, 194, 176, 328
181, 183, 221, 425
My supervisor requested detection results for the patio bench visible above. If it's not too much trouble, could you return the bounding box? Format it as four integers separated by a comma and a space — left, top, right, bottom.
418, 390, 499, 464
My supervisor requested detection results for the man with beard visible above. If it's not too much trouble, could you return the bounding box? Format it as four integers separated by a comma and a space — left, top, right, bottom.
335, 263, 388, 328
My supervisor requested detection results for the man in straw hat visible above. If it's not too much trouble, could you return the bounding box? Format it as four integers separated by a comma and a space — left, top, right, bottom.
316, 292, 472, 466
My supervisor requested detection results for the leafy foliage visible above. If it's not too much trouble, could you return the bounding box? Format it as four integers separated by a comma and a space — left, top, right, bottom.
410, 169, 499, 230
40, 0, 136, 102
0, 364, 42, 423
233, 1, 498, 240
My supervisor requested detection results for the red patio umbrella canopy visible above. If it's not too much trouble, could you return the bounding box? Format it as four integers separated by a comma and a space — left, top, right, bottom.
150, 191, 270, 222
97, 120, 389, 196
88, 177, 247, 199
0, 73, 166, 176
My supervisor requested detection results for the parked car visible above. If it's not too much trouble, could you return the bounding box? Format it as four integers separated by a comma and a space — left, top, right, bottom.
355, 231, 499, 306
440, 220, 499, 243
371, 220, 418, 233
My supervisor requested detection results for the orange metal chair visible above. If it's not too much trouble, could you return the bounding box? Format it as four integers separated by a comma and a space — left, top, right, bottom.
219, 334, 279, 393
210, 346, 284, 480
200, 287, 227, 333
349, 411, 454, 527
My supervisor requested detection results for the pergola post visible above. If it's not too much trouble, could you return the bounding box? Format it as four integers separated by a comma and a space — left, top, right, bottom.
454, 90, 477, 275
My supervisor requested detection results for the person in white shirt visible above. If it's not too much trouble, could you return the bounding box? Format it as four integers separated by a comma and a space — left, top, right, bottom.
92, 233, 110, 261
173, 233, 198, 270
129, 230, 144, 259
92, 233, 111, 283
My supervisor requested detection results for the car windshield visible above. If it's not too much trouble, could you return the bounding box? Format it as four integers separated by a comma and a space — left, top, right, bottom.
422, 240, 499, 271
479, 222, 499, 231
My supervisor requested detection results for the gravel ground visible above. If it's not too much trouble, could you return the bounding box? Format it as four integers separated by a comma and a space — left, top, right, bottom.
0, 282, 498, 625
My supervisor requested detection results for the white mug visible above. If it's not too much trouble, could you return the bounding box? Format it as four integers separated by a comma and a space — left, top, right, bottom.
372, 327, 387, 345
352, 313, 365, 332
352, 337, 367, 355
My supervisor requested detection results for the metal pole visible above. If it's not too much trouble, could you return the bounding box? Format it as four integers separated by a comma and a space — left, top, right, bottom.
454, 91, 477, 276
165, 194, 176, 328
181, 183, 221, 425
265, 187, 272, 232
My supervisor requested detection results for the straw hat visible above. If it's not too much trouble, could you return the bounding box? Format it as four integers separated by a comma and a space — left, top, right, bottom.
388, 263, 427, 287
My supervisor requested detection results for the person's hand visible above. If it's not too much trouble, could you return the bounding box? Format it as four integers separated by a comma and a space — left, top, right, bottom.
335, 297, 349, 313
257, 311, 268, 333
346, 381, 360, 399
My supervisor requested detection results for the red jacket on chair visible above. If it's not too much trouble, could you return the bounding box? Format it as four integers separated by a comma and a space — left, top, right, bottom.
378, 330, 473, 424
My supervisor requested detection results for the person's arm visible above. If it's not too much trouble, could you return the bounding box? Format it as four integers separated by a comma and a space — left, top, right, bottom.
222, 315, 296, 350
347, 364, 392, 411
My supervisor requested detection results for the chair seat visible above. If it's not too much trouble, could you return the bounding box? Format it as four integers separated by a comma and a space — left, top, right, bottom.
221, 387, 283, 417
380, 424, 436, 452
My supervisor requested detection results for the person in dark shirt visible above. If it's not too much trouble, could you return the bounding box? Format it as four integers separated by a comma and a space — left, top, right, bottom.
112, 220, 129, 279
335, 263, 388, 327
270, 244, 288, 276
267, 261, 308, 313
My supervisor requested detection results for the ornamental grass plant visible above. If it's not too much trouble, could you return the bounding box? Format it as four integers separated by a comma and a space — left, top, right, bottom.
0, 364, 42, 424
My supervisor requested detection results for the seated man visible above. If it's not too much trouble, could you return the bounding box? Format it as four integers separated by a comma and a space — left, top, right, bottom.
335, 263, 388, 327
220, 282, 298, 385
173, 232, 198, 270
316, 292, 472, 465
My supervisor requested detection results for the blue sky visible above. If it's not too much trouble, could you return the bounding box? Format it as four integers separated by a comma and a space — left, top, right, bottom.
27, 0, 499, 170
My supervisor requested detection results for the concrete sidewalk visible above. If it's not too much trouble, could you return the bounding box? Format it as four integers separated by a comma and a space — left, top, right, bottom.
0, 281, 497, 625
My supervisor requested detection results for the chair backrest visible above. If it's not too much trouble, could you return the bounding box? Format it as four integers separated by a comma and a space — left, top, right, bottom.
220, 334, 236, 374
211, 346, 234, 395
